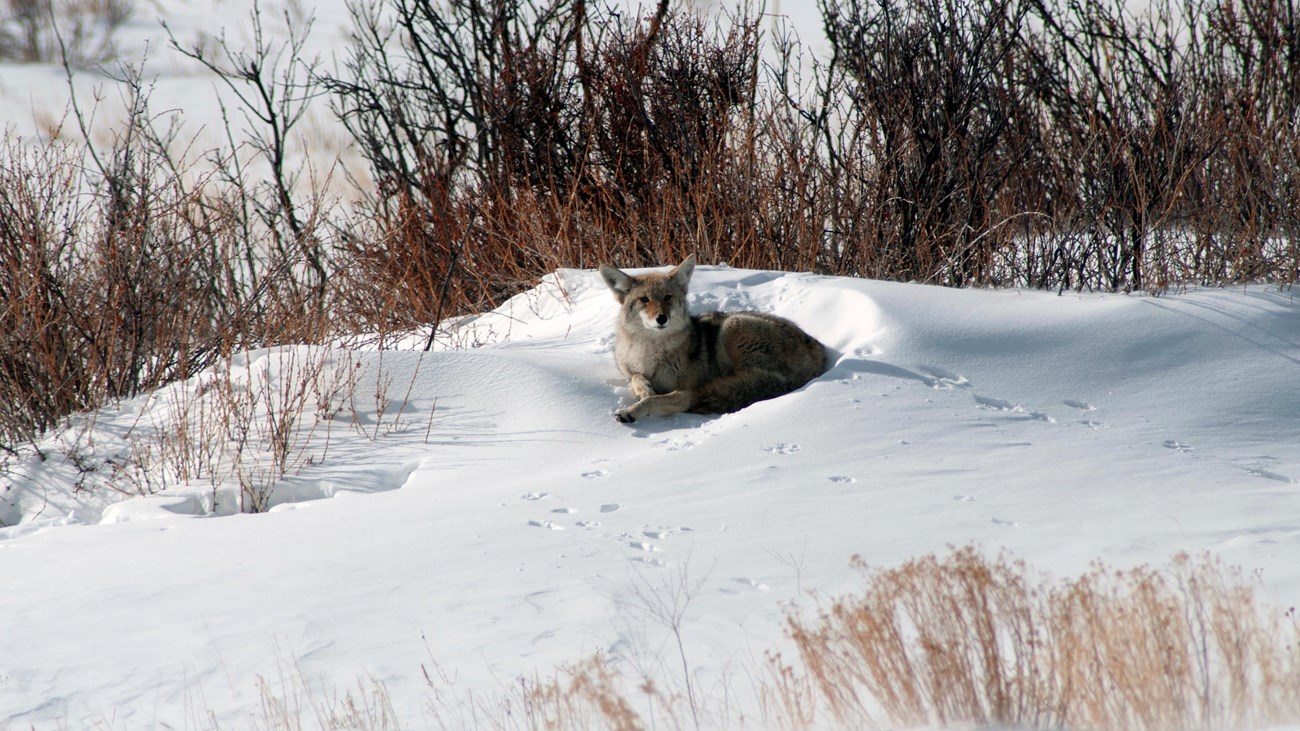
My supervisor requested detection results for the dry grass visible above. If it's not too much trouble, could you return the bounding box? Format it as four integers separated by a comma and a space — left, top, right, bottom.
42, 343, 429, 515
110, 346, 353, 512
774, 547, 1300, 730
256, 659, 398, 731
234, 548, 1300, 730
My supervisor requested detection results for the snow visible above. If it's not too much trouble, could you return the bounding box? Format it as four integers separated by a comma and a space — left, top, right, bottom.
3, 264, 1299, 727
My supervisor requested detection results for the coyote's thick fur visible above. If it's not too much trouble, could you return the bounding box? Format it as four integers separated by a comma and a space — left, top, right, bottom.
598, 256, 827, 423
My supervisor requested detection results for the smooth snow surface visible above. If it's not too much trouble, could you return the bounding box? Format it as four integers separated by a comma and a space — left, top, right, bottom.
3, 266, 1299, 727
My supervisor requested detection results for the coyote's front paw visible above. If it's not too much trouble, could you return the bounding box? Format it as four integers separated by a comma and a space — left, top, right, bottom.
615, 398, 650, 424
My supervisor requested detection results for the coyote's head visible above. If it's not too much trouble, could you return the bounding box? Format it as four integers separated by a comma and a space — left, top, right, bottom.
598, 256, 695, 333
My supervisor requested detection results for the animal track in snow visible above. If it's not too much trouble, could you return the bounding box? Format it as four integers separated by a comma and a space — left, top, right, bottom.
658, 438, 696, 452
731, 577, 770, 591
953, 494, 976, 502
975, 395, 1015, 411
521, 492, 549, 501
762, 443, 801, 455
551, 507, 576, 514
581, 470, 610, 479
974, 395, 1054, 422
1163, 440, 1194, 453
991, 517, 1024, 528
528, 519, 564, 530
1078, 419, 1109, 430
828, 475, 856, 484
919, 366, 970, 390
632, 557, 667, 567
599, 503, 622, 513
575, 520, 601, 529
642, 526, 692, 540
1247, 468, 1294, 484
1064, 399, 1096, 411
593, 334, 616, 354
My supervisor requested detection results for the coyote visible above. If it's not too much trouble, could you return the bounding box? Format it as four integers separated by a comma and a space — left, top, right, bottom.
598, 256, 827, 423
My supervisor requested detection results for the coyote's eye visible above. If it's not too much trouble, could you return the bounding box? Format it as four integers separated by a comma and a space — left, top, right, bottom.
662, 295, 672, 303
638, 296, 650, 304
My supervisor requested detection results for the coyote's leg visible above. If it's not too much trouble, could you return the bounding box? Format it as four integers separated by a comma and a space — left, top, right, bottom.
615, 389, 694, 423
628, 373, 656, 401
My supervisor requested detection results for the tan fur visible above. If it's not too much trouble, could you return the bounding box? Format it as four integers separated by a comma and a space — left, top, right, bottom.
598, 256, 828, 423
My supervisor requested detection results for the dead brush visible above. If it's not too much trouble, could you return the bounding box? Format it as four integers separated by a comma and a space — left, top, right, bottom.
522, 656, 647, 731
0, 50, 336, 451
0, 0, 133, 66
773, 547, 1300, 731
320, 0, 1300, 308
86, 345, 372, 513
163, 551, 1300, 730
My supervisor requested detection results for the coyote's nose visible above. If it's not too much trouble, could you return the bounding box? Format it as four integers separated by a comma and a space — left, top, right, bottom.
655, 313, 668, 326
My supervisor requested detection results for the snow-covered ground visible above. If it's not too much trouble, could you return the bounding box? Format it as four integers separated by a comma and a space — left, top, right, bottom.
2, 263, 1299, 727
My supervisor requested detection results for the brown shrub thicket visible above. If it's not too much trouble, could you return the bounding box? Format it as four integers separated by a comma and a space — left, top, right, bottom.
327, 0, 1300, 316
0, 80, 329, 451
4, 0, 1300, 450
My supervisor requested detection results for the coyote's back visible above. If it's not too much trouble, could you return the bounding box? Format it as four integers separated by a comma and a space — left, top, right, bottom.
598, 256, 827, 423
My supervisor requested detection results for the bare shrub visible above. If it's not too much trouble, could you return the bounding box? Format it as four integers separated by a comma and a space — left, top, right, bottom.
0, 130, 242, 447
323, 0, 768, 331
814, 0, 1038, 286
172, 346, 345, 513
0, 63, 331, 452
163, 0, 330, 307
775, 547, 1300, 730
0, 0, 133, 66
321, 0, 1300, 307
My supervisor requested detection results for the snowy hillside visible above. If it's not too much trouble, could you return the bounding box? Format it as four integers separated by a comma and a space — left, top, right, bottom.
2, 265, 1298, 727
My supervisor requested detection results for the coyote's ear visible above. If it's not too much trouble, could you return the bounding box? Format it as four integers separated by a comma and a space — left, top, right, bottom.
599, 264, 633, 303
671, 255, 696, 287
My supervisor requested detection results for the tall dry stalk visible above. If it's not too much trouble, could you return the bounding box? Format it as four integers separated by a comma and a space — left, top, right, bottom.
775, 547, 1300, 731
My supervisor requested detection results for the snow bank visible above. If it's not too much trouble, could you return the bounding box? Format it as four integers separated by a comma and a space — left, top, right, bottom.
2, 267, 1298, 727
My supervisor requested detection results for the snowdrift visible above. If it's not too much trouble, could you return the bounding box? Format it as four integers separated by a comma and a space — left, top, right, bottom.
2, 267, 1299, 727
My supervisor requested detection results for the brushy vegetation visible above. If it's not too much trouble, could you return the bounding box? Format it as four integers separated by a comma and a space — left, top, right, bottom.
242, 548, 1300, 730
3, 0, 1300, 461
0, 0, 133, 66
326, 0, 1300, 303
772, 547, 1300, 730
0, 106, 331, 454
